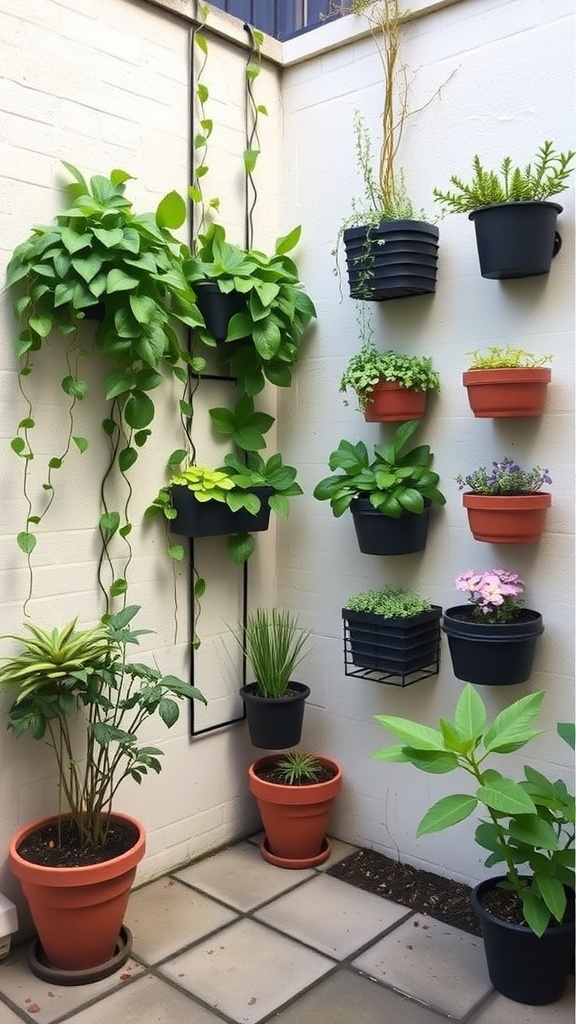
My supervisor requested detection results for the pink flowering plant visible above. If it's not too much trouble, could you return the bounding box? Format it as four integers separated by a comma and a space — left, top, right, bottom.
455, 567, 524, 623
456, 456, 551, 495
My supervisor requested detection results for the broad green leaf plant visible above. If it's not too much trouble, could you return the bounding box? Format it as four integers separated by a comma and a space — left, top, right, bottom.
0, 605, 206, 850
373, 685, 575, 936
6, 163, 204, 610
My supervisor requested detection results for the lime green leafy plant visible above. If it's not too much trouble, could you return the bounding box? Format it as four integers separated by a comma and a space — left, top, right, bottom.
466, 346, 553, 370
373, 685, 575, 936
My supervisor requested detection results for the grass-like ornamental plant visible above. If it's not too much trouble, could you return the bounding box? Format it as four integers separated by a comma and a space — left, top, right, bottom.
345, 586, 432, 618
0, 606, 206, 850
433, 141, 576, 213
373, 685, 575, 936
456, 457, 552, 495
466, 346, 553, 370
339, 346, 440, 410
314, 419, 445, 518
232, 608, 311, 698
274, 752, 324, 785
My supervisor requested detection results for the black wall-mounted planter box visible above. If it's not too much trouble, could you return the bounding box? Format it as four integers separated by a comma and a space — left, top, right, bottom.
343, 220, 439, 301
342, 605, 442, 687
169, 485, 273, 537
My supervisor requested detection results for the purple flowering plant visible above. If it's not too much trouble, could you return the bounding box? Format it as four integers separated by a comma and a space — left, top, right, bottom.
455, 567, 524, 623
456, 456, 551, 495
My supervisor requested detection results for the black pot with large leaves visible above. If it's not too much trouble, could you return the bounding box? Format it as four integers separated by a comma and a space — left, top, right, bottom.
471, 877, 574, 1005
350, 498, 431, 555
169, 486, 273, 537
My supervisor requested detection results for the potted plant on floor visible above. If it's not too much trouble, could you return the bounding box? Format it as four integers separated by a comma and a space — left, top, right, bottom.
343, 585, 441, 685
441, 568, 544, 686
336, 0, 446, 301
234, 608, 312, 749
248, 751, 343, 868
433, 141, 575, 279
373, 685, 575, 1005
0, 606, 206, 982
314, 419, 446, 555
456, 456, 552, 544
462, 346, 553, 418
184, 223, 316, 394
340, 346, 440, 422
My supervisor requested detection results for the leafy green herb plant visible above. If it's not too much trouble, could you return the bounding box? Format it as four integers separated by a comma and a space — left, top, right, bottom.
373, 685, 575, 937
6, 163, 204, 609
345, 586, 432, 618
0, 605, 206, 850
434, 141, 576, 213
231, 608, 311, 699
313, 419, 445, 518
340, 346, 440, 410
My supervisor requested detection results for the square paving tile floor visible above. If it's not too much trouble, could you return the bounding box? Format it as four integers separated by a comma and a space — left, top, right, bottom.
0, 836, 573, 1024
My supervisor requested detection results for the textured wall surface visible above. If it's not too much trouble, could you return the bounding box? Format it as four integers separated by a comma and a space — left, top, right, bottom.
0, 0, 573, 940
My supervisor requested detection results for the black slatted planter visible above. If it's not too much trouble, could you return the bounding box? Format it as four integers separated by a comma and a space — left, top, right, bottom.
350, 498, 431, 555
342, 605, 441, 686
343, 221, 439, 301
239, 682, 311, 749
169, 486, 273, 537
441, 605, 544, 686
469, 201, 562, 279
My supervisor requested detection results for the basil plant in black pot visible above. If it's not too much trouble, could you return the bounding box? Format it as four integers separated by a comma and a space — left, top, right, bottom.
373, 685, 575, 1006
313, 419, 445, 555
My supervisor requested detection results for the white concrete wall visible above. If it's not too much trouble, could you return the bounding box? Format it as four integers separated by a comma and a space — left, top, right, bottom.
0, 0, 573, 938
0, 0, 282, 933
282, 0, 574, 884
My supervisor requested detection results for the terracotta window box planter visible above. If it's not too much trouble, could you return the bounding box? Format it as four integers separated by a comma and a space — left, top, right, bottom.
463, 367, 551, 418
462, 492, 552, 544
364, 381, 428, 422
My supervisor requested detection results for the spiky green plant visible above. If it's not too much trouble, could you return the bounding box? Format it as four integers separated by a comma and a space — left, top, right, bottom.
274, 752, 324, 785
233, 608, 311, 698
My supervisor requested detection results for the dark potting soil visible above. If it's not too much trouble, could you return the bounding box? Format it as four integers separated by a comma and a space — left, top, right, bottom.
328, 848, 482, 935
255, 763, 338, 786
17, 819, 139, 868
448, 607, 540, 624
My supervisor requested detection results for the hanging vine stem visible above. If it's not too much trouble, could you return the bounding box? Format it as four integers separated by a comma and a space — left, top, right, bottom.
243, 23, 266, 250
97, 400, 135, 614
12, 335, 89, 614
190, 2, 220, 244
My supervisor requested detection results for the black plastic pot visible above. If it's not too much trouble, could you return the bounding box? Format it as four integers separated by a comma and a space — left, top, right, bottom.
469, 201, 562, 279
441, 606, 544, 685
194, 282, 246, 341
169, 486, 273, 537
350, 498, 431, 555
343, 220, 439, 300
239, 681, 310, 749
471, 877, 574, 1005
342, 606, 441, 675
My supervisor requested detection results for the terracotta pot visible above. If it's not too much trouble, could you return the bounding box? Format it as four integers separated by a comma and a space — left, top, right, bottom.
9, 813, 145, 972
248, 756, 342, 868
462, 368, 551, 418
462, 492, 551, 543
364, 381, 427, 422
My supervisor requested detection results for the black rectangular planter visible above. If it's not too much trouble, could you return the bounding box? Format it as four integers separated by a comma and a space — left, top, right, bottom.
169, 485, 273, 537
342, 606, 442, 686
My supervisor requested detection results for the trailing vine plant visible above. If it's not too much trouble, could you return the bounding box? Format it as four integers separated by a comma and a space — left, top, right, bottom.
6, 163, 204, 613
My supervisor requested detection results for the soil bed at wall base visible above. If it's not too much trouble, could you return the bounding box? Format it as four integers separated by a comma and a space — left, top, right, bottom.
328, 848, 482, 935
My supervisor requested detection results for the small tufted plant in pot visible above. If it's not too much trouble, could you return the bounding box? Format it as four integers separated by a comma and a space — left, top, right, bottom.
462, 347, 552, 418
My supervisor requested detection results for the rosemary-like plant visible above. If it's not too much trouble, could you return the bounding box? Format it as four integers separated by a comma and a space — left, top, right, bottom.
233, 608, 311, 698
274, 752, 324, 785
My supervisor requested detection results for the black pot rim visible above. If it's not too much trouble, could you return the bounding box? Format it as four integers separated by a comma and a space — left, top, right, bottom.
239, 681, 311, 704
342, 605, 442, 627
344, 220, 439, 238
442, 605, 544, 640
469, 200, 563, 220
471, 876, 575, 936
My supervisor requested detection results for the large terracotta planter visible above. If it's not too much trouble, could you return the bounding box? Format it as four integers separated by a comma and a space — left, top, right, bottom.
471, 877, 574, 1004
463, 368, 551, 418
364, 381, 427, 422
9, 813, 145, 974
462, 492, 551, 543
248, 756, 342, 868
